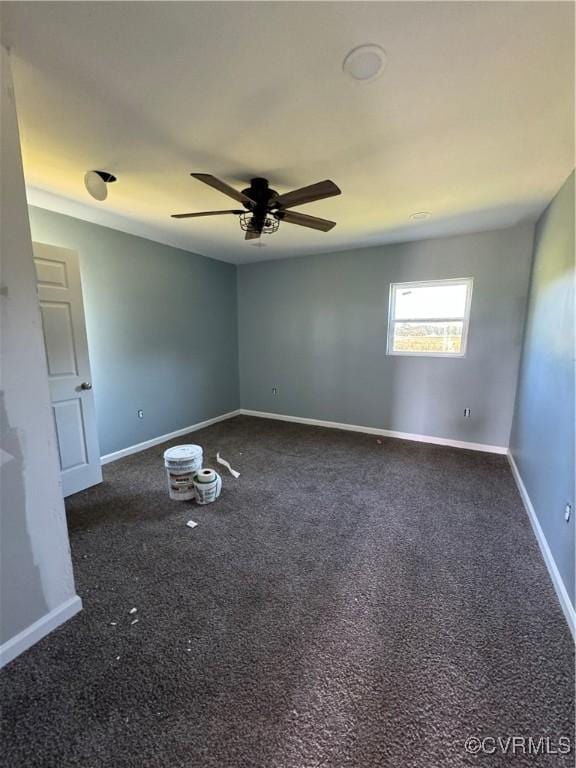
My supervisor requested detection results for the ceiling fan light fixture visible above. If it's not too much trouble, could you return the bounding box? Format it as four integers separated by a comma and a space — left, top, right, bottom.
343, 44, 387, 83
84, 170, 117, 201
239, 212, 279, 235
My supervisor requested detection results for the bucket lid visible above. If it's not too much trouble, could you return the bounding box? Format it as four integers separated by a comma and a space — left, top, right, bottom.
164, 444, 202, 461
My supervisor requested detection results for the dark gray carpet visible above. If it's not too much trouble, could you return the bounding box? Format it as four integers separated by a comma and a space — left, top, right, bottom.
1, 416, 574, 767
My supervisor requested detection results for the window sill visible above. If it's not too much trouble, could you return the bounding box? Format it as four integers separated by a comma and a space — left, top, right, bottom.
387, 350, 467, 358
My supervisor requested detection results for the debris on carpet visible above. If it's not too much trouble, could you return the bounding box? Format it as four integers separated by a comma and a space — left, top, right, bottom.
216, 452, 240, 478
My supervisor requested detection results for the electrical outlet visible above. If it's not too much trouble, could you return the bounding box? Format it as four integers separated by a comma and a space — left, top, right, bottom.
272, 387, 279, 396
137, 409, 144, 419
463, 408, 471, 418
565, 503, 572, 523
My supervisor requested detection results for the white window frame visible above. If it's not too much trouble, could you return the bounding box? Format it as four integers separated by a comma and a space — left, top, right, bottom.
386, 277, 474, 358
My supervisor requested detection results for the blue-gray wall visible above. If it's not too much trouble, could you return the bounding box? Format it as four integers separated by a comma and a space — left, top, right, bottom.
238, 225, 535, 448
28, 207, 239, 456
510, 172, 575, 607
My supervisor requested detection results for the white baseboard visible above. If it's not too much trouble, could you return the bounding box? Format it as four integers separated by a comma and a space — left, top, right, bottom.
101, 409, 241, 464
508, 453, 575, 640
0, 595, 82, 668
239, 409, 508, 454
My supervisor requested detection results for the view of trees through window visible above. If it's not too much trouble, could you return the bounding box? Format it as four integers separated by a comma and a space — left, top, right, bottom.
393, 321, 464, 353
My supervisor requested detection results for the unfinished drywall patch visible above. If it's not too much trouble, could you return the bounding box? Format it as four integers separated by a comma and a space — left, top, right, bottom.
0, 394, 47, 641
0, 46, 81, 663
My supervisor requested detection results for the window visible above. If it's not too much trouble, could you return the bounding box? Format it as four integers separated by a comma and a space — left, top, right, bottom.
387, 278, 473, 357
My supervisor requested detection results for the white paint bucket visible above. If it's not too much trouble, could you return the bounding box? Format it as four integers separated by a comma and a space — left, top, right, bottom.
193, 470, 222, 505
164, 444, 203, 501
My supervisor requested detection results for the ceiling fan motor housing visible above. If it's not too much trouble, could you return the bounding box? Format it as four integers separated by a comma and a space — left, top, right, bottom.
242, 177, 278, 208
241, 178, 280, 233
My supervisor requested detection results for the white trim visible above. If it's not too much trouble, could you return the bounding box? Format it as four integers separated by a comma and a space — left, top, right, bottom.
507, 453, 575, 640
0, 595, 82, 669
239, 409, 507, 454
387, 277, 474, 358
387, 345, 468, 359
100, 410, 241, 464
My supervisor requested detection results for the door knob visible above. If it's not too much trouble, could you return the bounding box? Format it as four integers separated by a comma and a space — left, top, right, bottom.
80, 382, 92, 390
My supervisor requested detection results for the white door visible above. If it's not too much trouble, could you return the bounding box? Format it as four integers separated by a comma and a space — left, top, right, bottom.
33, 243, 102, 497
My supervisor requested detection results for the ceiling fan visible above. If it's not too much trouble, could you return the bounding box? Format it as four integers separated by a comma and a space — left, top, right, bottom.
172, 174, 341, 240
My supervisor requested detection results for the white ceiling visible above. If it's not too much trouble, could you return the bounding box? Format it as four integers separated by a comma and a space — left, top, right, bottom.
2, 1, 574, 264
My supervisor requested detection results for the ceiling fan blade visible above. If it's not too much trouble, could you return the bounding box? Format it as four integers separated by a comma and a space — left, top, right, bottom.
171, 210, 243, 219
272, 180, 341, 210
275, 210, 336, 232
245, 229, 261, 240
190, 173, 255, 205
